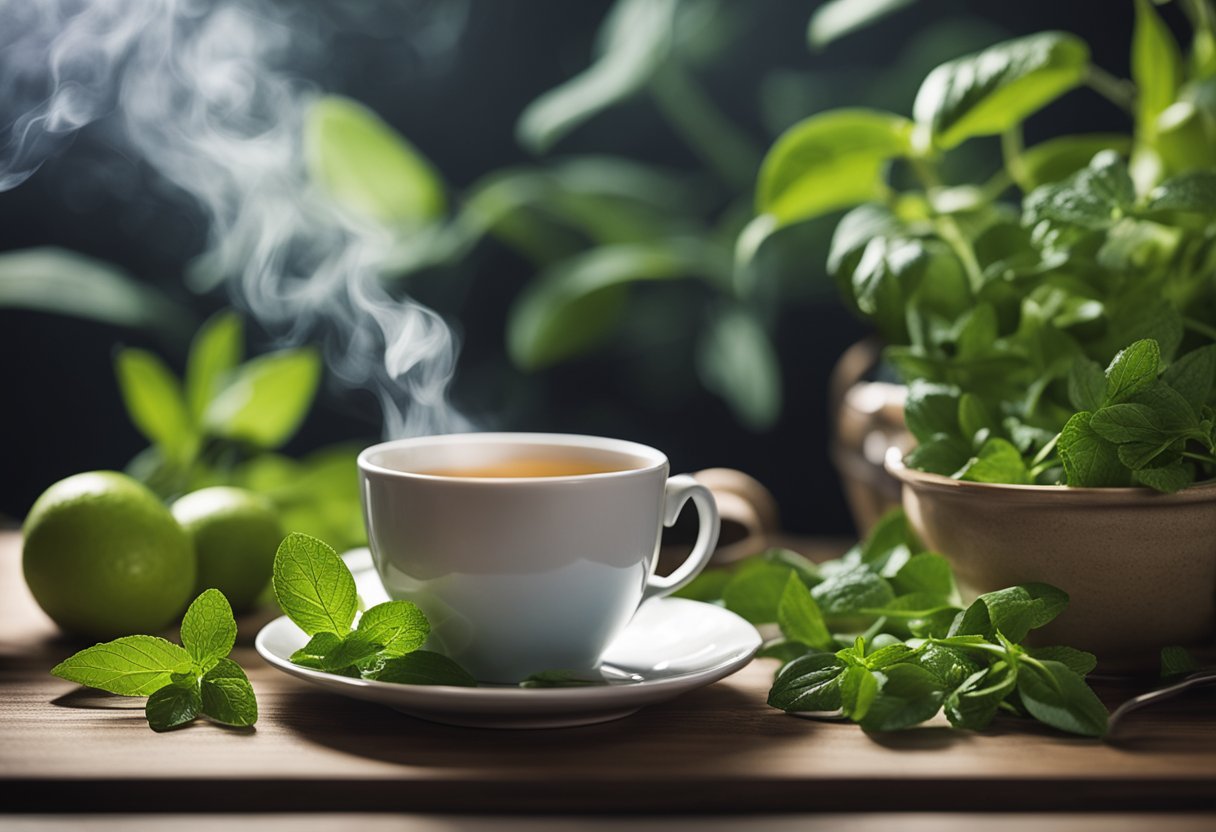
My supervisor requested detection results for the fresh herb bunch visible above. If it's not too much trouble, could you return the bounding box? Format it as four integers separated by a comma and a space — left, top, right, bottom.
51, 589, 258, 732
116, 310, 366, 550
744, 1, 1216, 490
275, 533, 476, 686
678, 509, 1109, 737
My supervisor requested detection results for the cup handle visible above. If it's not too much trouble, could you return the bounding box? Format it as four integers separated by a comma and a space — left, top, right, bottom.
643, 475, 721, 602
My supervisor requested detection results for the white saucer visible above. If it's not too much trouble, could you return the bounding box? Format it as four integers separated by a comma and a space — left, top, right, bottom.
254, 549, 761, 729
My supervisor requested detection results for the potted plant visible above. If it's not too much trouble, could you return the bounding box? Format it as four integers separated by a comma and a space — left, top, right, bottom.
741, 0, 1216, 662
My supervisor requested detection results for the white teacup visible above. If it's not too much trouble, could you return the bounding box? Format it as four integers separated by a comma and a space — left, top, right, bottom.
357, 433, 720, 683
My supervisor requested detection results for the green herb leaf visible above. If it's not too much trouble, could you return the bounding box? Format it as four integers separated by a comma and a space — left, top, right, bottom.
51, 636, 193, 696
272, 532, 358, 636
777, 573, 834, 651
891, 553, 956, 599
1134, 462, 1194, 492
356, 601, 430, 658
1104, 339, 1161, 405
672, 569, 731, 602
957, 437, 1032, 484
946, 663, 1017, 731
204, 348, 321, 449
373, 651, 478, 687
200, 658, 258, 727
145, 677, 202, 733
860, 662, 946, 731
811, 567, 895, 621
1131, 0, 1181, 140
807, 0, 915, 49
951, 583, 1069, 643
1024, 150, 1135, 230
179, 589, 237, 672
722, 561, 796, 624
914, 32, 1090, 150
1058, 411, 1131, 487
1162, 345, 1216, 411
1020, 134, 1133, 188
1028, 645, 1097, 677
756, 108, 913, 224
1067, 358, 1107, 412
1160, 646, 1200, 679
1147, 172, 1216, 213
114, 348, 195, 464
916, 643, 981, 689
184, 310, 242, 423
318, 632, 383, 673
767, 652, 846, 712
289, 632, 343, 669
306, 95, 445, 225
839, 664, 880, 721
1017, 659, 1108, 737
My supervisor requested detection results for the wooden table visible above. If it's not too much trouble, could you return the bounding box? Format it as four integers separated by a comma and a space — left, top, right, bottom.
2, 530, 1214, 829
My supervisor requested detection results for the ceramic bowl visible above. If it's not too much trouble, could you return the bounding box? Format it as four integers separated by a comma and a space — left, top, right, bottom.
887, 453, 1216, 664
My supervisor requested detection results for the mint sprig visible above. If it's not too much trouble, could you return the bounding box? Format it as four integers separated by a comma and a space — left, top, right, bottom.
683, 508, 1109, 738
51, 588, 258, 732
273, 532, 474, 687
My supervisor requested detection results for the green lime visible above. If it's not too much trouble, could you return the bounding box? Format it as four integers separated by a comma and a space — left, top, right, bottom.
171, 486, 283, 613
23, 471, 196, 640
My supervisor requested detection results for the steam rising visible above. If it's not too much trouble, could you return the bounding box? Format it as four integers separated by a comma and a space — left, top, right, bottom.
0, 0, 470, 438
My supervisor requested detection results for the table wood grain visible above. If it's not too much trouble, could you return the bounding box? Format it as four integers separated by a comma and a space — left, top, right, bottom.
2, 531, 1214, 815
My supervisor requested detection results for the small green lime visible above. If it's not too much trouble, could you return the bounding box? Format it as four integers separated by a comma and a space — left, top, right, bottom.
171, 486, 283, 613
23, 471, 196, 640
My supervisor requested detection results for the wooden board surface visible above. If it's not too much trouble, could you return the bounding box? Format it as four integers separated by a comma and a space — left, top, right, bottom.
1, 531, 1214, 814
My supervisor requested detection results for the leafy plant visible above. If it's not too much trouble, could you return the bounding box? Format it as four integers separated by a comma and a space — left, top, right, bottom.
678, 509, 1108, 737
275, 533, 476, 686
115, 309, 366, 550
744, 1, 1216, 490
51, 589, 258, 732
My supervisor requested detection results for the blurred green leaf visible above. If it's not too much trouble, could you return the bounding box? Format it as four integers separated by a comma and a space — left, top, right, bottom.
0, 247, 189, 336
1020, 134, 1133, 188
756, 109, 913, 225
185, 310, 244, 423
114, 348, 196, 464
807, 0, 915, 50
306, 95, 446, 226
913, 32, 1090, 150
696, 305, 782, 431
516, 0, 677, 153
204, 349, 321, 448
507, 239, 727, 369
1147, 171, 1216, 212
1132, 0, 1182, 142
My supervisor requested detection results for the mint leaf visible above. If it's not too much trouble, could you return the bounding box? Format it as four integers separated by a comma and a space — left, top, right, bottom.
1017, 660, 1108, 737
200, 658, 258, 727
945, 663, 1016, 731
1058, 411, 1130, 487
180, 589, 236, 671
356, 601, 430, 657
1090, 402, 1167, 444
1067, 358, 1107, 411
1028, 645, 1097, 676
290, 632, 342, 669
1134, 462, 1194, 492
318, 632, 382, 673
1160, 646, 1200, 679
811, 567, 895, 620
768, 652, 846, 712
951, 583, 1068, 642
272, 532, 357, 636
839, 665, 880, 721
777, 573, 833, 651
1104, 339, 1160, 405
915, 643, 981, 689
1162, 345, 1216, 411
891, 552, 955, 598
860, 663, 946, 731
373, 651, 478, 687
51, 636, 192, 696
904, 435, 973, 476
722, 561, 795, 624
957, 437, 1032, 484
145, 677, 202, 733
1147, 171, 1216, 213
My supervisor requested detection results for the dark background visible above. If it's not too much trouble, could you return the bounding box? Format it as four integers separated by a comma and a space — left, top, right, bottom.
0, 0, 1156, 532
